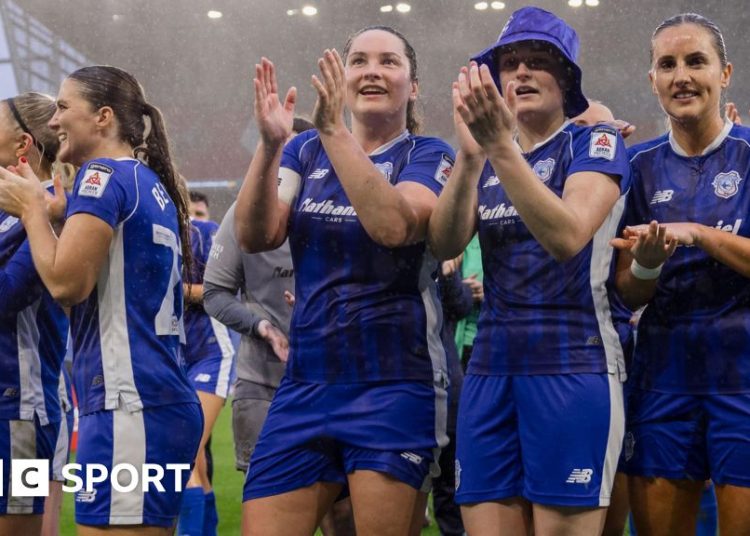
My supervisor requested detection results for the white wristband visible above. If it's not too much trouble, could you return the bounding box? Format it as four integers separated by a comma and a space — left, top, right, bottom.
630, 259, 663, 280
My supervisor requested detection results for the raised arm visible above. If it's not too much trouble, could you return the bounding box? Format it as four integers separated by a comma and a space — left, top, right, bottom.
0, 162, 111, 306
427, 76, 485, 261
234, 59, 296, 253
457, 63, 621, 262
311, 49, 437, 248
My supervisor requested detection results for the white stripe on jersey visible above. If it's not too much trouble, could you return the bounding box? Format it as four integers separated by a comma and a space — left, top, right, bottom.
109, 406, 147, 525
599, 373, 625, 506
589, 193, 628, 381
52, 408, 70, 481
100, 228, 140, 412
418, 251, 449, 451
16, 300, 48, 424
7, 420, 37, 513
209, 316, 235, 398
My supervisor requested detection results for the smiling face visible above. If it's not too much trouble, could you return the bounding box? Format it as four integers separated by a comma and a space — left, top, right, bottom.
497, 42, 566, 123
650, 23, 731, 125
344, 29, 418, 130
48, 78, 102, 166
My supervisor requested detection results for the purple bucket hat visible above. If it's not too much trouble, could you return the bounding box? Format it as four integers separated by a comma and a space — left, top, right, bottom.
471, 6, 589, 118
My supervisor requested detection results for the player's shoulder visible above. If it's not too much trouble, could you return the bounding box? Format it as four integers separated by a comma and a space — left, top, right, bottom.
408, 134, 455, 157
626, 133, 670, 163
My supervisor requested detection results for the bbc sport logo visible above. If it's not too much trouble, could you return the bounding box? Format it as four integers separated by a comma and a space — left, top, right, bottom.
0, 459, 190, 497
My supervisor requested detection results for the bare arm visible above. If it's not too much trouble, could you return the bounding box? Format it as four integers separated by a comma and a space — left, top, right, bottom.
488, 145, 621, 261
655, 221, 750, 278
610, 221, 677, 309
235, 58, 296, 252
446, 63, 621, 262
0, 162, 111, 306
312, 49, 436, 247
428, 79, 485, 260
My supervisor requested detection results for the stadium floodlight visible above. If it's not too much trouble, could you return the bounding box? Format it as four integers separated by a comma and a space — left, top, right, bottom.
585, 0, 600, 5
301, 5, 318, 16
474, 2, 489, 10
286, 9, 298, 15
395, 3, 411, 12
207, 10, 223, 19
380, 4, 394, 12
568, 0, 583, 6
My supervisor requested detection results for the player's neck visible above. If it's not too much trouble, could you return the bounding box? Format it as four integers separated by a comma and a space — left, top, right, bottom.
351, 117, 407, 154
516, 110, 566, 153
86, 138, 137, 163
670, 112, 725, 157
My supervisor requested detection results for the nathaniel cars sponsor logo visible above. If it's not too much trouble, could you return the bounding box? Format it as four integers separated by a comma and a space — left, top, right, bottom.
478, 203, 518, 221
300, 198, 357, 223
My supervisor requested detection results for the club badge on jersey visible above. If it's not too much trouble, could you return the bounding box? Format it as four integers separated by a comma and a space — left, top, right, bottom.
712, 171, 742, 199
78, 163, 113, 198
532, 158, 555, 183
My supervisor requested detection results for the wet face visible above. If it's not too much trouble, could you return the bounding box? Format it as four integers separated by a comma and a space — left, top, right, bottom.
344, 29, 417, 128
48, 78, 102, 166
497, 42, 566, 122
650, 23, 731, 124
0, 104, 24, 168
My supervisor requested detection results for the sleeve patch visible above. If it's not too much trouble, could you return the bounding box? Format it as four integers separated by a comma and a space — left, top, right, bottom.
78, 163, 114, 198
589, 131, 617, 161
434, 154, 454, 186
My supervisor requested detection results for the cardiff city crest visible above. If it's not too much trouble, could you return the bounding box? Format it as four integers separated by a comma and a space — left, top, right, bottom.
712, 171, 743, 199
375, 161, 394, 181
533, 158, 555, 183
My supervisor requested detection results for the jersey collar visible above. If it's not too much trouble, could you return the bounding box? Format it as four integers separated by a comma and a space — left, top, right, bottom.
518, 120, 571, 155
368, 130, 410, 156
669, 118, 733, 157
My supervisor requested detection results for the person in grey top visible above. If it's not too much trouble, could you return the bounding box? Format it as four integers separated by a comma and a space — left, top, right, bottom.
203, 200, 292, 472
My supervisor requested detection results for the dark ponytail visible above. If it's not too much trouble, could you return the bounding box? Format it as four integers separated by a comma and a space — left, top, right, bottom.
67, 65, 192, 276
141, 102, 193, 278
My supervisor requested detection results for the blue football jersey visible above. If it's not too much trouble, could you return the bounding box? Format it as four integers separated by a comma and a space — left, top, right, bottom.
183, 219, 235, 364
66, 158, 198, 415
280, 130, 454, 383
0, 212, 23, 265
469, 122, 630, 377
626, 121, 750, 394
0, 183, 68, 425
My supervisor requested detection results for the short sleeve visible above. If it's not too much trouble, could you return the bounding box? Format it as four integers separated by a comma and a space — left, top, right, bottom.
397, 137, 456, 197
67, 160, 131, 228
568, 125, 630, 193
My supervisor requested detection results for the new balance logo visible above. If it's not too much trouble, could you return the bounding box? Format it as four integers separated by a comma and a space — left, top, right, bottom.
308, 168, 329, 180
650, 190, 674, 204
400, 452, 424, 465
483, 175, 500, 188
75, 489, 97, 503
194, 373, 212, 383
566, 468, 593, 484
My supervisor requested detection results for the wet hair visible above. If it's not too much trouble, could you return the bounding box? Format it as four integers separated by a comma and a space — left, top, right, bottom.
292, 116, 315, 134
342, 25, 422, 134
189, 190, 209, 206
67, 65, 192, 273
651, 13, 728, 68
2, 93, 76, 188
